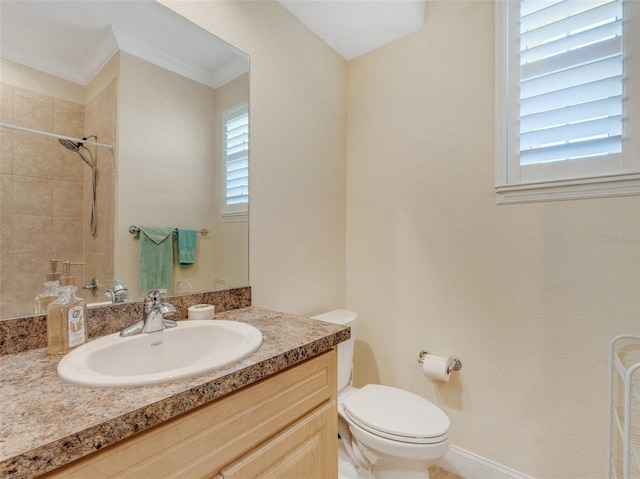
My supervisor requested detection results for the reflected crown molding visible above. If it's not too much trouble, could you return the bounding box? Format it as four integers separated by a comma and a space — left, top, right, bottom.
0, 1, 248, 89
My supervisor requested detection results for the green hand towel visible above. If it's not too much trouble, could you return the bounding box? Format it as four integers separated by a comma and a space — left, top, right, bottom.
137, 226, 175, 294
177, 229, 197, 265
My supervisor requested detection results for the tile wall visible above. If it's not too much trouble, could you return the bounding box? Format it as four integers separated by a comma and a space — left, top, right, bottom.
0, 81, 116, 317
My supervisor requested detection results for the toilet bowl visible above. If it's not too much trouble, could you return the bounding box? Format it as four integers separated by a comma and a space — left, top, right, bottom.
310, 310, 450, 479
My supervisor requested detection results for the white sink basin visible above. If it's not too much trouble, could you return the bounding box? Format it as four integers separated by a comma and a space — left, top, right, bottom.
57, 320, 263, 388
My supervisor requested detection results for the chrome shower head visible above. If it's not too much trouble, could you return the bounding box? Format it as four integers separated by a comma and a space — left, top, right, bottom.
58, 138, 81, 152
58, 138, 94, 169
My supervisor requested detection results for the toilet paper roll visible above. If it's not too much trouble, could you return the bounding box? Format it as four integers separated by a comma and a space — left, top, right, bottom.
188, 304, 215, 320
421, 354, 450, 382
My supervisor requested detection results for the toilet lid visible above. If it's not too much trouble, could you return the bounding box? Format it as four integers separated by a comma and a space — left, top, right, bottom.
342, 384, 450, 444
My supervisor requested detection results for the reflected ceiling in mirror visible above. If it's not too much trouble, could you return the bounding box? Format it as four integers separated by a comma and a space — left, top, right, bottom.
0, 1, 250, 320
1, 1, 248, 88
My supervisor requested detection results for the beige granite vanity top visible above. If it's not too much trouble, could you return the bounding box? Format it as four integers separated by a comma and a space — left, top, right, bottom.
0, 307, 350, 479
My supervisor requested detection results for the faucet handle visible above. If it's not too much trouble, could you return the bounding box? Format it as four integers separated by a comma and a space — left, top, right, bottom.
144, 289, 171, 313
144, 289, 162, 309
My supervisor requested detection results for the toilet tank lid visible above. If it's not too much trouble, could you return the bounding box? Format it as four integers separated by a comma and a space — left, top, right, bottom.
310, 309, 357, 325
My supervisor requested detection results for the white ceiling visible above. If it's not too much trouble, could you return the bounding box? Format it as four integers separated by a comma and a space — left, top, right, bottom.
278, 0, 426, 60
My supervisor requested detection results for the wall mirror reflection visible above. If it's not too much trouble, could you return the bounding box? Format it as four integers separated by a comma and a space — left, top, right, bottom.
0, 0, 250, 319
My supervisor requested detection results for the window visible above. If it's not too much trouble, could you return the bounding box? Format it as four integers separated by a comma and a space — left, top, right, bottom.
222, 102, 249, 215
495, 0, 639, 203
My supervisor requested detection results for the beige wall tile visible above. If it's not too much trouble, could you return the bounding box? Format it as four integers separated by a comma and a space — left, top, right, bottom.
13, 89, 53, 132
86, 253, 114, 281
1, 131, 13, 174
0, 253, 13, 305
1, 213, 12, 255
54, 147, 84, 182
52, 179, 83, 217
13, 175, 52, 216
0, 83, 13, 124
12, 133, 52, 178
85, 212, 112, 254
53, 104, 85, 138
12, 253, 51, 302
53, 215, 83, 253
1, 174, 12, 215
12, 214, 52, 254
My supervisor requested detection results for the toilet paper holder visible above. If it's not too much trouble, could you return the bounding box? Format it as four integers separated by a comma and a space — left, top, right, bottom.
418, 350, 462, 374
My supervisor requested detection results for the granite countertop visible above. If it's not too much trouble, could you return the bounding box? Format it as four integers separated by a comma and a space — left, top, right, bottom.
0, 307, 350, 479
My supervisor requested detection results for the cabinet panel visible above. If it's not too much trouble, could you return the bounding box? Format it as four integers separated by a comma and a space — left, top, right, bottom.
42, 349, 337, 479
220, 400, 337, 479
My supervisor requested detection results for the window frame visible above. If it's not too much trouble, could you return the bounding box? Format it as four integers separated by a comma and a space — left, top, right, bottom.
495, 0, 640, 204
221, 101, 249, 218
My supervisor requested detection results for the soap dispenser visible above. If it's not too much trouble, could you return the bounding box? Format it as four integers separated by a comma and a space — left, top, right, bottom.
35, 259, 61, 314
46, 261, 88, 355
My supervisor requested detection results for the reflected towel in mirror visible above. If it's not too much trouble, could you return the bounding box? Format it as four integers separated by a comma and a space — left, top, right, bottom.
136, 226, 174, 293
177, 229, 197, 265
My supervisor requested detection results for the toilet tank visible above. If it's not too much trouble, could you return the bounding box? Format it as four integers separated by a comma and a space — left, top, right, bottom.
310, 309, 357, 391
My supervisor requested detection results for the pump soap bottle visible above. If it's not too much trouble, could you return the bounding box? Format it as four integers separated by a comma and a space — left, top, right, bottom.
46, 261, 88, 355
35, 259, 61, 314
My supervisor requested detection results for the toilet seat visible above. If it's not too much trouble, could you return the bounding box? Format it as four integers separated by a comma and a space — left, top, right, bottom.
342, 384, 450, 445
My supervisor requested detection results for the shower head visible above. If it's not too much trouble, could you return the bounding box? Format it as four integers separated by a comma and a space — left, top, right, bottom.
58, 138, 94, 169
58, 138, 81, 152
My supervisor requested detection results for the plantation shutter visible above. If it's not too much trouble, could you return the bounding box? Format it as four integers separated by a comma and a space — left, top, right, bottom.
517, 0, 624, 182
223, 103, 249, 213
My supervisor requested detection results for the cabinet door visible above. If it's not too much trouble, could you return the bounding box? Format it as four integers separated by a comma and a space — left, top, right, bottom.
220, 399, 337, 479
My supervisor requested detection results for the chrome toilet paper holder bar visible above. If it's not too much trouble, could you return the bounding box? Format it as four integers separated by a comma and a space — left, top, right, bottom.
418, 350, 462, 374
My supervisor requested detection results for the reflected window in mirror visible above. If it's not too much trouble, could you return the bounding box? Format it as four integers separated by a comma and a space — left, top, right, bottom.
222, 102, 249, 216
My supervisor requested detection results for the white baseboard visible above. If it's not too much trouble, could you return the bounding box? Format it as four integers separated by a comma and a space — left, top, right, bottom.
436, 445, 534, 479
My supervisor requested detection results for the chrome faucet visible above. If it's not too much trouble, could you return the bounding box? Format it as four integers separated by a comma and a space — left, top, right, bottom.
120, 290, 177, 337
105, 278, 129, 304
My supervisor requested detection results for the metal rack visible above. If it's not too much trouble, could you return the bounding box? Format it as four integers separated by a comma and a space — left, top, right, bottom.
609, 335, 640, 479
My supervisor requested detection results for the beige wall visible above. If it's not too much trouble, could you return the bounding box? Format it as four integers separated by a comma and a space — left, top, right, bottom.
116, 52, 218, 298
162, 0, 348, 313
346, 2, 639, 478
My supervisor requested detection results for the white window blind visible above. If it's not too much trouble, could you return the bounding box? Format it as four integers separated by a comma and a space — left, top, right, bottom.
520, 0, 622, 166
495, 0, 639, 203
223, 103, 249, 214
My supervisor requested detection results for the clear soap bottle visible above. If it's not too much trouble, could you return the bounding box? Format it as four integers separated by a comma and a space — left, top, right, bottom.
46, 261, 88, 355
35, 259, 61, 314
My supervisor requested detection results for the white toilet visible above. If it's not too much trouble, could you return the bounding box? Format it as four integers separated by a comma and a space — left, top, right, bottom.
311, 310, 450, 479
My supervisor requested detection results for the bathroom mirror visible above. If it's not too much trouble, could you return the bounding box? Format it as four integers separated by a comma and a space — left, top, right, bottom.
0, 0, 249, 319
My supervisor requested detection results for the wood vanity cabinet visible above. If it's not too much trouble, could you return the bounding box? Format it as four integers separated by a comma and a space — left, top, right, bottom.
42, 349, 338, 479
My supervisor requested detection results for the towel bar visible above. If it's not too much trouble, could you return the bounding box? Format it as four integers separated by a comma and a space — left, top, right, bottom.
128, 226, 209, 236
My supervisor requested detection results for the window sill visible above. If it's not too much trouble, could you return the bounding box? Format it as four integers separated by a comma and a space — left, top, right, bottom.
496, 174, 640, 204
